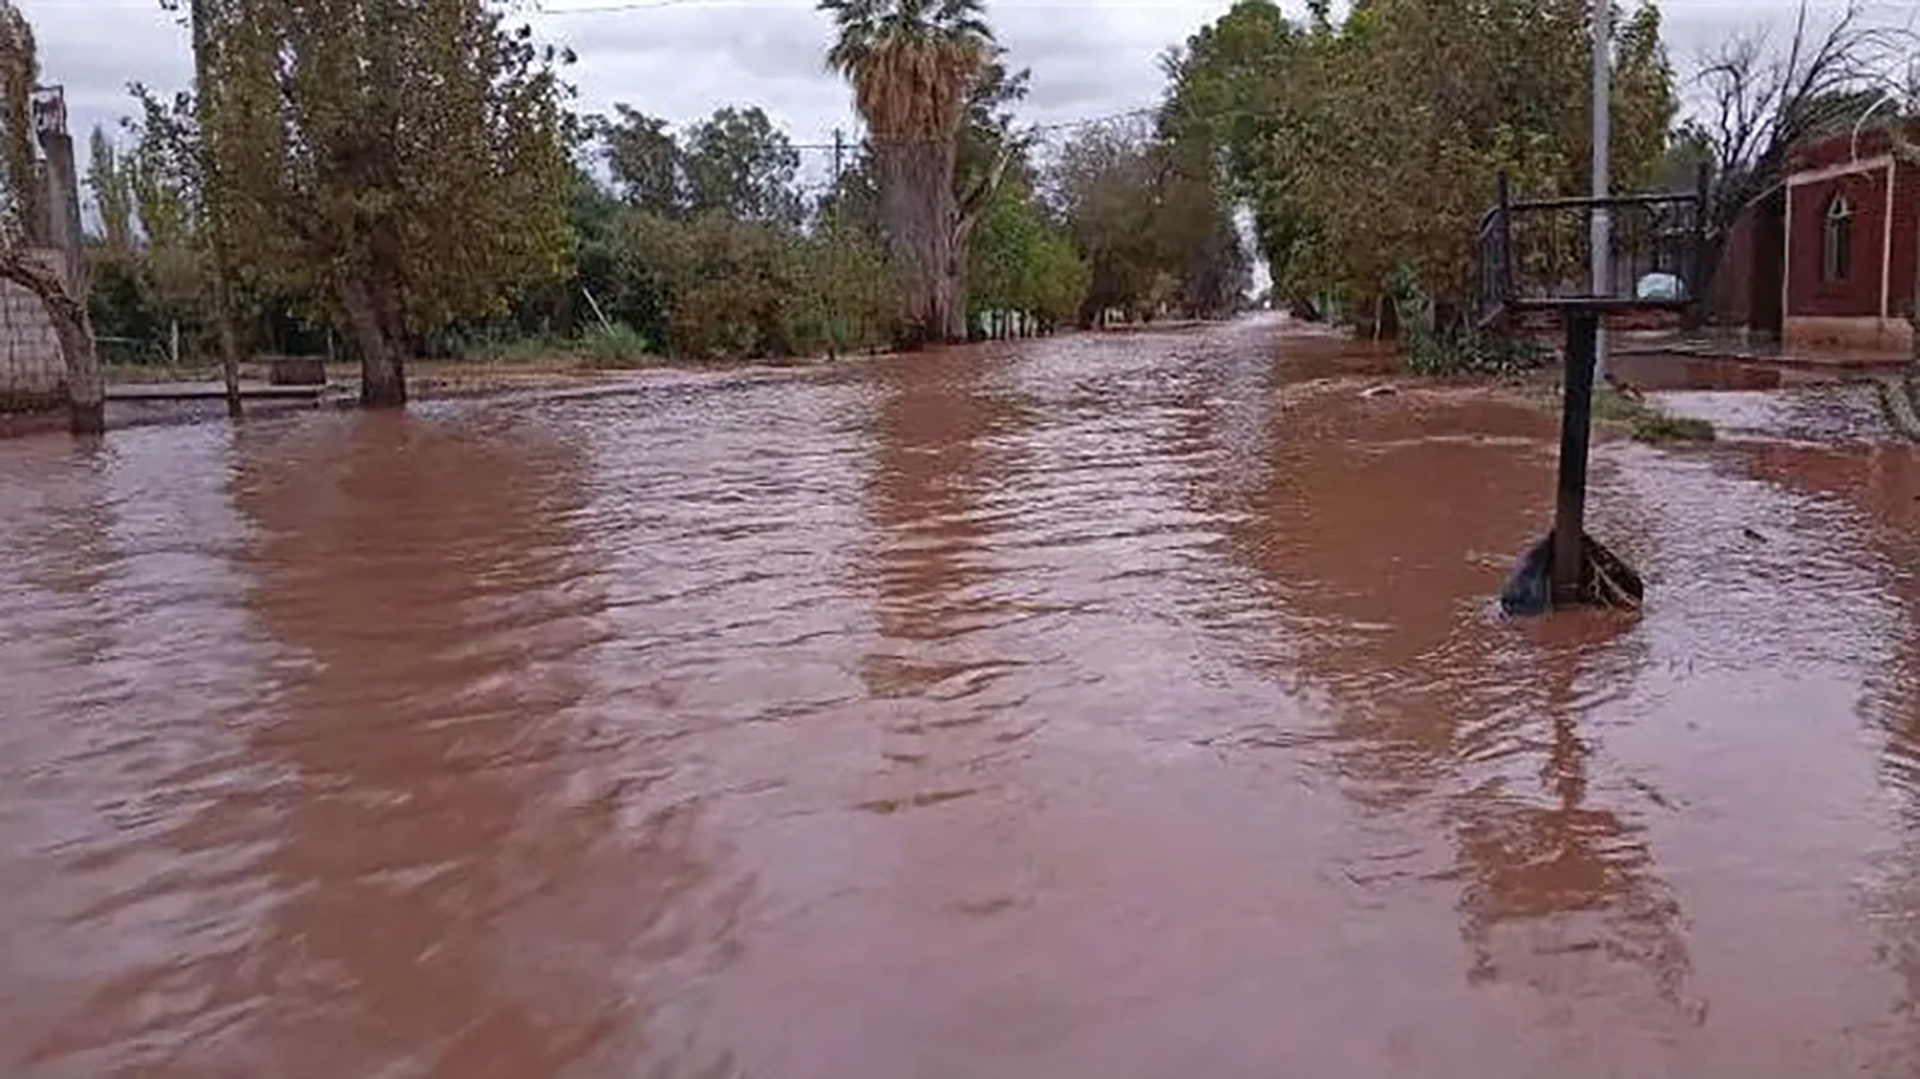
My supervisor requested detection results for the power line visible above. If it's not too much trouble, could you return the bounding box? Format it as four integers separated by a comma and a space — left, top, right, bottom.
776, 106, 1160, 149
535, 0, 722, 13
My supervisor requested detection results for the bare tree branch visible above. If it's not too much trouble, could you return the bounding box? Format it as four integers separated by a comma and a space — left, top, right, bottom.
1687, 1, 1898, 229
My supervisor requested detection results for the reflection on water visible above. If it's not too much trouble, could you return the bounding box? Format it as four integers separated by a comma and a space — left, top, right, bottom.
5, 316, 1920, 1075
1195, 374, 1692, 1018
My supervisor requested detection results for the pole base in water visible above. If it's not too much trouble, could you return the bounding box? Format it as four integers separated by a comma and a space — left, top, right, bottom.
1499, 532, 1644, 616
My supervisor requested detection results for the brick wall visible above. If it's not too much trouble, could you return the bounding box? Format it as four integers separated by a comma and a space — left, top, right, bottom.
0, 248, 68, 413
1787, 165, 1888, 319
1892, 158, 1917, 322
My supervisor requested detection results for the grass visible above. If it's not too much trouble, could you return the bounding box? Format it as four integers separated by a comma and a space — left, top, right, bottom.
454, 324, 664, 371
1591, 388, 1716, 444
1877, 372, 1920, 443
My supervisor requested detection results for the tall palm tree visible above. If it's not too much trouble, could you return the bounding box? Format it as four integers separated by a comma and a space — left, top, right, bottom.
822, 0, 1002, 345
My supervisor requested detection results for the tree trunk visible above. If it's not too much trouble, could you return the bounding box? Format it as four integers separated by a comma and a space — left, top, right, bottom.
53, 307, 104, 436
342, 278, 406, 408
933, 245, 966, 342
878, 140, 974, 347
214, 273, 243, 419
0, 248, 103, 435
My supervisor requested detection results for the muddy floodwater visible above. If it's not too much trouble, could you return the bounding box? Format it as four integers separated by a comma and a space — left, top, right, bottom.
8, 315, 1920, 1077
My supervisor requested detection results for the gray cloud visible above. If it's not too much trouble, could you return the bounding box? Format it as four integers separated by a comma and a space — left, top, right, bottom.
22, 0, 1907, 172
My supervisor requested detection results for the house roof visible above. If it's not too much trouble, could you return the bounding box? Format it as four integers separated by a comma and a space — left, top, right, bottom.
1789, 117, 1920, 173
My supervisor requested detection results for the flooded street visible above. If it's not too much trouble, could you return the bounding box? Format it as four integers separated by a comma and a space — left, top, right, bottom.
9, 313, 1920, 1077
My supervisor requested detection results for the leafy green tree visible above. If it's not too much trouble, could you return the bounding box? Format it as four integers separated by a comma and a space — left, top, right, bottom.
121, 88, 198, 250
792, 219, 898, 355
600, 105, 682, 214
683, 106, 802, 224
80, 95, 222, 362
0, 0, 37, 238
87, 126, 135, 253
1051, 120, 1241, 323
822, 0, 1007, 345
1165, 0, 1676, 332
968, 182, 1086, 334
196, 0, 575, 406
617, 208, 892, 361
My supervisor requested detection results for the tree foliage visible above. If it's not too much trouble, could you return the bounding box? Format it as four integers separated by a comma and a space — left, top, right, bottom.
684, 107, 803, 224
87, 126, 135, 253
968, 179, 1087, 332
1049, 118, 1248, 324
597, 104, 802, 224
524, 115, 900, 363
0, 0, 36, 241
601, 104, 683, 213
195, 0, 576, 405
1165, 0, 1676, 331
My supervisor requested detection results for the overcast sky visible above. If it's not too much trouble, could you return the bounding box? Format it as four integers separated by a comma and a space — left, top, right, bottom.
20, 0, 1908, 182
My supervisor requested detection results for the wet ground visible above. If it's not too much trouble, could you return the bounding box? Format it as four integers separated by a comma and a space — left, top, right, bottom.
6, 314, 1920, 1077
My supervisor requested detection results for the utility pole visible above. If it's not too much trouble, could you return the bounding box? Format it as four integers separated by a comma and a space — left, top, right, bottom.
1590, 0, 1612, 383
829, 127, 844, 361
189, 0, 242, 419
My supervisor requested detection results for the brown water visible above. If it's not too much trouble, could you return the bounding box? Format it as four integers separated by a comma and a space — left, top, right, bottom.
6, 314, 1920, 1077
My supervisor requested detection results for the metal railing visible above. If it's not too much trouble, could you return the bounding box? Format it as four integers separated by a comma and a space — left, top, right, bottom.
1476, 167, 1710, 328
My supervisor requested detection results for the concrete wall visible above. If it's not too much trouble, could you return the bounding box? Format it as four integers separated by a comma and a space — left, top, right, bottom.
0, 248, 66, 413
1783, 314, 1914, 354
2, 105, 82, 418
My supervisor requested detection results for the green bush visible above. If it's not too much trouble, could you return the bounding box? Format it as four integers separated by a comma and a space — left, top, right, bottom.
579, 323, 656, 367
1391, 262, 1546, 376
1404, 326, 1549, 376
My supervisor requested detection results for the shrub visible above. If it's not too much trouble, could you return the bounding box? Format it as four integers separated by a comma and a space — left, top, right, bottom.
579, 323, 656, 368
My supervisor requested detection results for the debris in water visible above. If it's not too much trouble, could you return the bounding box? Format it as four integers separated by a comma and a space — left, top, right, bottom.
1360, 384, 1398, 399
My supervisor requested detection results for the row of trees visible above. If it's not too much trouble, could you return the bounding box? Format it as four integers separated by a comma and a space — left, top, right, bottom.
1163, 0, 1918, 357
1161, 0, 1675, 338
77, 0, 1253, 404
10, 0, 1916, 431
55, 0, 1261, 415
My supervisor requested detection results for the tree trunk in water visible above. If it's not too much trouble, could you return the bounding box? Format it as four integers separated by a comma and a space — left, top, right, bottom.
46, 299, 103, 430
343, 278, 407, 408
214, 273, 243, 419
933, 250, 965, 343
878, 141, 971, 346
54, 309, 103, 436
0, 249, 103, 435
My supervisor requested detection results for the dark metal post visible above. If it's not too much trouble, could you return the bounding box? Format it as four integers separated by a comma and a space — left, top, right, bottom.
1552, 310, 1600, 601
1691, 160, 1711, 311
1495, 171, 1514, 301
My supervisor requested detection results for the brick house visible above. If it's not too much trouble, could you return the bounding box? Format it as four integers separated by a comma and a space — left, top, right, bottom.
1715, 122, 1918, 355
1783, 123, 1917, 354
